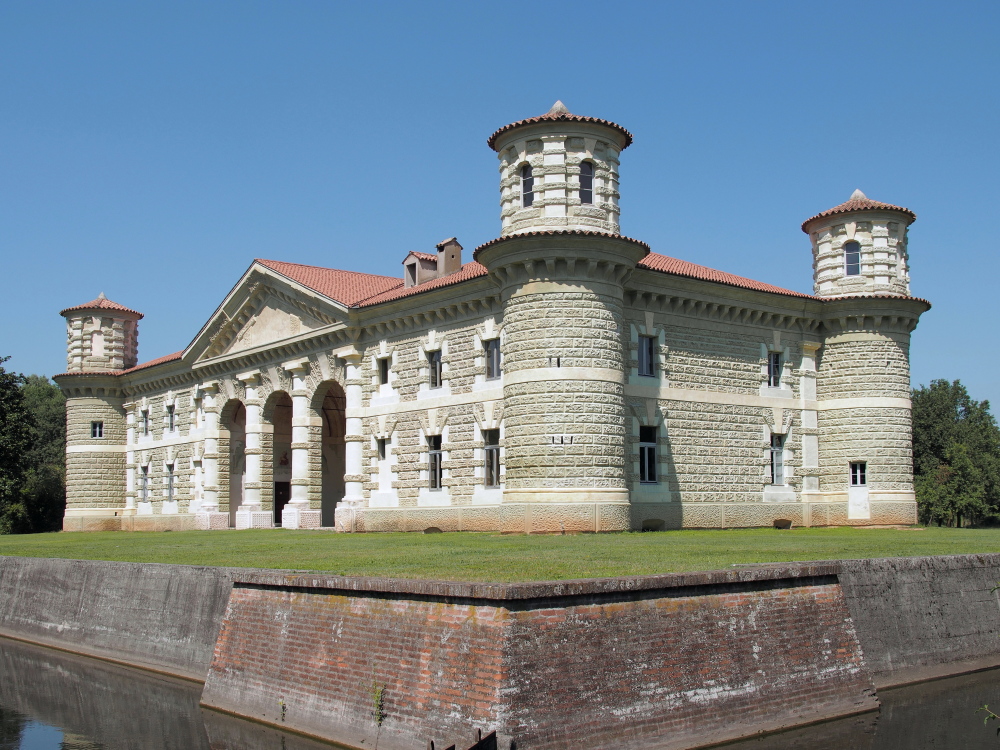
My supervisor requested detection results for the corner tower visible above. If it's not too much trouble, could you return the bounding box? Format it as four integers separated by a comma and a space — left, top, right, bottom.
60, 293, 142, 372
489, 101, 631, 236
802, 189, 915, 298
477, 104, 647, 532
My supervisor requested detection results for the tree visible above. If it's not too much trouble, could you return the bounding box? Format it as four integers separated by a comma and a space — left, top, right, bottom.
0, 357, 35, 534
20, 375, 66, 532
912, 379, 1000, 526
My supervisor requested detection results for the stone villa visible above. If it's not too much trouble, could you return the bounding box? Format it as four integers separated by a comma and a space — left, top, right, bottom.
55, 102, 930, 532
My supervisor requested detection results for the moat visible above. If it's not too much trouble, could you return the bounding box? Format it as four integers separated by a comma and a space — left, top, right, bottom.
2, 636, 1000, 750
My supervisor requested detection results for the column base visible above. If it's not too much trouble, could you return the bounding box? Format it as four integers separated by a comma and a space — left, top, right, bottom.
282, 505, 322, 530
235, 509, 274, 529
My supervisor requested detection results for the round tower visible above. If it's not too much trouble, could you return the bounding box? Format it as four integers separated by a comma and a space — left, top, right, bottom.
59, 293, 142, 372
802, 189, 916, 298
478, 104, 647, 532
488, 101, 632, 236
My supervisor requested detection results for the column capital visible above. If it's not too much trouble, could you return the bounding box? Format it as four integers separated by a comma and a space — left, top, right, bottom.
801, 341, 823, 354
336, 346, 364, 364
200, 381, 221, 394
282, 358, 311, 375
236, 371, 261, 385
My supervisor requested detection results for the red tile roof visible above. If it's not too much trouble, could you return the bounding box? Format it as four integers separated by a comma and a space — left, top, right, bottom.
487, 101, 633, 151
404, 251, 437, 263
473, 230, 651, 255
802, 190, 916, 232
121, 351, 184, 374
257, 259, 402, 307
637, 253, 812, 298
357, 262, 489, 306
60, 293, 143, 318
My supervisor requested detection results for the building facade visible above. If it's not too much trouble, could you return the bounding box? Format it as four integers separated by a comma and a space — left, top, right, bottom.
55, 103, 930, 532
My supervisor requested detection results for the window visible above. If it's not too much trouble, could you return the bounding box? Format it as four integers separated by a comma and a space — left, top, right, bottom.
91, 421, 104, 439
483, 429, 501, 488
427, 435, 443, 490
141, 410, 150, 437
844, 241, 861, 276
770, 434, 785, 485
638, 336, 657, 377
579, 161, 594, 204
378, 358, 390, 385
167, 404, 175, 431
377, 438, 387, 461
767, 352, 782, 388
427, 350, 443, 389
484, 339, 502, 380
520, 164, 534, 208
166, 463, 175, 501
406, 263, 417, 286
548, 356, 561, 368
140, 466, 149, 502
850, 462, 867, 486
639, 426, 658, 483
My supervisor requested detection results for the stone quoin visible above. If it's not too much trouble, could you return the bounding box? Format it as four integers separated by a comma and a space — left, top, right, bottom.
54, 102, 930, 532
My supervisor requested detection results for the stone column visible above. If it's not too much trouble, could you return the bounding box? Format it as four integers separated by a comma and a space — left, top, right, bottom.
196, 383, 229, 529
798, 342, 822, 525
124, 404, 136, 514
236, 372, 271, 529
335, 351, 365, 532
282, 359, 322, 529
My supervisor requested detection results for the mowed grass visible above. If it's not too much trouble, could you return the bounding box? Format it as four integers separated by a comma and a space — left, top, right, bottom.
2, 526, 1000, 582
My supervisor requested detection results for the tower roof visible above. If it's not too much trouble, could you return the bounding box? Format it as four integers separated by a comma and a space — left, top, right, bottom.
801, 189, 916, 233
59, 292, 144, 318
487, 101, 633, 151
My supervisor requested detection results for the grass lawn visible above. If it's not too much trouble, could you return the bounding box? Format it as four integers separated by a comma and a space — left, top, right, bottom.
2, 526, 1000, 582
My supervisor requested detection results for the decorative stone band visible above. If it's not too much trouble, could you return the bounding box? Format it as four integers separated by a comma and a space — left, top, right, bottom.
67, 445, 128, 453
502, 488, 630, 504
503, 366, 623, 386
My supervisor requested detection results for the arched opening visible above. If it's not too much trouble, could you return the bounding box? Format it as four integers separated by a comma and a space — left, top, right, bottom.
264, 391, 293, 526
312, 382, 346, 527
220, 399, 246, 528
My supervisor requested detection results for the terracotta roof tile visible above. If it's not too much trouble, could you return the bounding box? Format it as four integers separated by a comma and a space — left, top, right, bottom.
257, 259, 402, 307
357, 262, 489, 307
637, 253, 813, 298
473, 230, 651, 256
60, 293, 143, 318
488, 101, 633, 151
404, 251, 437, 262
802, 189, 916, 232
121, 351, 184, 374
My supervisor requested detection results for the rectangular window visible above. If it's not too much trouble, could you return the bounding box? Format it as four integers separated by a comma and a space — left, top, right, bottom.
850, 462, 867, 486
427, 435, 443, 491
770, 434, 785, 485
638, 336, 657, 377
427, 350, 443, 389
378, 358, 390, 385
485, 339, 502, 380
845, 241, 862, 276
548, 356, 561, 368
91, 421, 104, 439
142, 410, 150, 436
140, 466, 149, 502
167, 404, 175, 431
579, 161, 594, 204
376, 438, 387, 461
483, 429, 501, 488
166, 464, 175, 501
768, 352, 782, 388
639, 426, 657, 483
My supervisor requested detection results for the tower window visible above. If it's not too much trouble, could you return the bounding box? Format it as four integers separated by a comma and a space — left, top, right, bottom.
639, 426, 658, 484
638, 336, 657, 377
483, 429, 501, 488
579, 161, 594, 204
427, 350, 443, 389
844, 241, 861, 276
770, 434, 785, 485
91, 421, 104, 439
427, 435, 443, 491
520, 164, 534, 208
767, 352, 782, 388
850, 462, 867, 486
485, 339, 501, 380
378, 357, 390, 385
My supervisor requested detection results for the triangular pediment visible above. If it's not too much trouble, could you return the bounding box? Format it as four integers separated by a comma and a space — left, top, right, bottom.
186, 263, 351, 363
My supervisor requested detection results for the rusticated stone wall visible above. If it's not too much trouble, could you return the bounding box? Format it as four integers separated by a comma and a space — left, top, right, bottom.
64, 397, 126, 525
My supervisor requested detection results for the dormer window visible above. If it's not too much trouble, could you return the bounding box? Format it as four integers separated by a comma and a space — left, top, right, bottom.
579, 161, 594, 204
520, 164, 534, 208
845, 241, 861, 276
405, 263, 417, 286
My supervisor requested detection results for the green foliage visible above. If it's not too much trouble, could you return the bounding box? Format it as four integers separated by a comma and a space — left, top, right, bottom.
0, 360, 65, 534
912, 380, 1000, 527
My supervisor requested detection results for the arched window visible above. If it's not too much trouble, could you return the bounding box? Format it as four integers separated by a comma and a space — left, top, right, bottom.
520, 164, 534, 208
844, 241, 861, 276
579, 161, 594, 204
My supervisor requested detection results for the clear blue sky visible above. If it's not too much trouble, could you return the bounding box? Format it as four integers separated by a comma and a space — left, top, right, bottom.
2, 1, 997, 406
